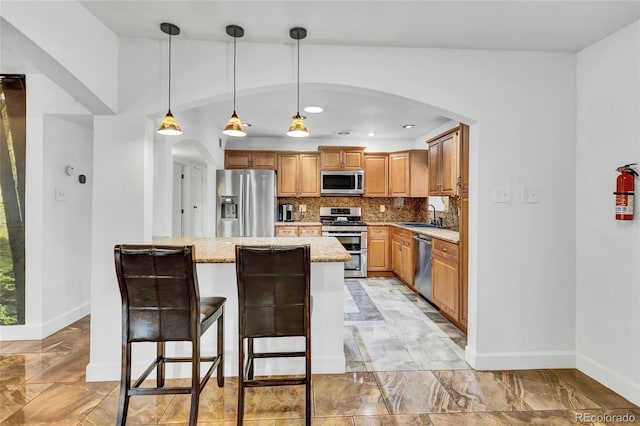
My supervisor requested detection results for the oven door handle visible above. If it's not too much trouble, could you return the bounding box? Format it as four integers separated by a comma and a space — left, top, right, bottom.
322, 232, 365, 237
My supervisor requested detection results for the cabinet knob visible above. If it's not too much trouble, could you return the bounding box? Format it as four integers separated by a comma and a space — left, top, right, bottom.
442, 247, 448, 252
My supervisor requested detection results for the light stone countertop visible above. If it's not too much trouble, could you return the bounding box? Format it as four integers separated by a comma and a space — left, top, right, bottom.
275, 221, 460, 243
275, 221, 322, 226
152, 236, 351, 263
367, 222, 460, 244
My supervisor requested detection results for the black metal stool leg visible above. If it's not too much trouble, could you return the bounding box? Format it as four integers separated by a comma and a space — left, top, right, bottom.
217, 306, 225, 387
116, 342, 132, 426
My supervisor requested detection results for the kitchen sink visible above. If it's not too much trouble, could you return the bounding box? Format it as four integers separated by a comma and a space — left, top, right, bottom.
397, 222, 450, 229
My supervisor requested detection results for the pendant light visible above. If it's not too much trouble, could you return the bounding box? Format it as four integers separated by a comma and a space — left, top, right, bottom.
157, 22, 182, 136
223, 25, 246, 137
287, 27, 309, 138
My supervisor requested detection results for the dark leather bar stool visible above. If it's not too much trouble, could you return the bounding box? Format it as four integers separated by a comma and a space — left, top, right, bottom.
235, 245, 312, 426
114, 244, 225, 426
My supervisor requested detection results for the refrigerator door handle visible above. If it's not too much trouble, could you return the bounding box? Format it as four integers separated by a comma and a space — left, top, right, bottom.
245, 172, 251, 236
238, 172, 245, 237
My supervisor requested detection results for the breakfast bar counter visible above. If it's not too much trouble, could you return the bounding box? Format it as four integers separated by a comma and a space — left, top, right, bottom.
150, 236, 349, 377
152, 236, 351, 263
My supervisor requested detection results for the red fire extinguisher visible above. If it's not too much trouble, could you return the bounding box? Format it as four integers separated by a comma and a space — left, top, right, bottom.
614, 163, 638, 220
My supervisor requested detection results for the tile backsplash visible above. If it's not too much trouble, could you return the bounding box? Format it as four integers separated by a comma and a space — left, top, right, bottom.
277, 196, 459, 228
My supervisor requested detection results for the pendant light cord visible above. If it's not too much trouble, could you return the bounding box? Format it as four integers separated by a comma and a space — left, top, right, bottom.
167, 32, 172, 112
296, 36, 300, 115
233, 33, 237, 113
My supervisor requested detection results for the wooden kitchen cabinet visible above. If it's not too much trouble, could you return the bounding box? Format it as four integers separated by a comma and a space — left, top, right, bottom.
459, 197, 468, 332
275, 225, 322, 237
275, 226, 299, 237
225, 150, 277, 170
367, 225, 390, 272
389, 150, 428, 197
432, 238, 459, 322
318, 146, 364, 170
298, 225, 322, 237
458, 124, 469, 197
363, 154, 389, 197
428, 129, 459, 196
277, 153, 320, 197
391, 227, 415, 288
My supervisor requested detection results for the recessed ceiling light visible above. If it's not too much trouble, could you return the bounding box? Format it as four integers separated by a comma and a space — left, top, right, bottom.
402, 124, 415, 129
303, 105, 324, 113
242, 122, 252, 127
367, 132, 375, 137
336, 130, 352, 136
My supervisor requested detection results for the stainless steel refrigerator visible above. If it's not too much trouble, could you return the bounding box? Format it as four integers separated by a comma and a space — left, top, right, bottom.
216, 169, 276, 237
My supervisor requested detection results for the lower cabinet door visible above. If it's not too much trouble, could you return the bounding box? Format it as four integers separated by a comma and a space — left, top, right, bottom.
432, 255, 459, 321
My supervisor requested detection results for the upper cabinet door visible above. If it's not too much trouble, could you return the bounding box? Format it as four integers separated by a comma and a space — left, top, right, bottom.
428, 143, 440, 195
319, 146, 364, 170
225, 151, 276, 170
225, 151, 252, 169
342, 150, 364, 170
299, 154, 320, 197
251, 153, 277, 170
440, 131, 459, 195
389, 153, 409, 197
277, 154, 299, 196
427, 127, 459, 196
320, 150, 343, 170
363, 154, 389, 197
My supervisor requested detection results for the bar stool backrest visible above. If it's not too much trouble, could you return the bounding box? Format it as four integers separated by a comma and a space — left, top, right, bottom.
115, 245, 199, 342
235, 245, 311, 338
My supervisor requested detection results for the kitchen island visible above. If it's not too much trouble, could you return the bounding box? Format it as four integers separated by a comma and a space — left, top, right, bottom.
152, 236, 350, 377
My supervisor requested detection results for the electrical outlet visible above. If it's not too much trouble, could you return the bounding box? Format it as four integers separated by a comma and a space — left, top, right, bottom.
379, 205, 386, 212
299, 204, 306, 212
493, 186, 510, 203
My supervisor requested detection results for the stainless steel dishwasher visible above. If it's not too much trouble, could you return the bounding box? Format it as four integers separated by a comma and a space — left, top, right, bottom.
413, 234, 433, 303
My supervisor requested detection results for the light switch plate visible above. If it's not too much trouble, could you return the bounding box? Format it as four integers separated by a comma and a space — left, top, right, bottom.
522, 186, 539, 203
379, 205, 386, 212
55, 187, 67, 201
493, 186, 510, 203
299, 204, 306, 212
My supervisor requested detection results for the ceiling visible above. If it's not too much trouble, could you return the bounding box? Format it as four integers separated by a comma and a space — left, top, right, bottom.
6, 1, 640, 140
199, 84, 453, 140
80, 1, 640, 51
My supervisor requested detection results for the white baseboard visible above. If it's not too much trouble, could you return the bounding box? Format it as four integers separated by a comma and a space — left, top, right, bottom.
0, 302, 90, 341
465, 346, 575, 370
576, 353, 640, 406
86, 352, 346, 382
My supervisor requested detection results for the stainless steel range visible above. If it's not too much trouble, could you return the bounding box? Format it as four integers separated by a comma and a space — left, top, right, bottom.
320, 207, 367, 278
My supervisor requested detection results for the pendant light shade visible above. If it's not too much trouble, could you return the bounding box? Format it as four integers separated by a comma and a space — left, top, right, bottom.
223, 25, 246, 137
287, 27, 309, 138
287, 114, 308, 137
157, 23, 182, 136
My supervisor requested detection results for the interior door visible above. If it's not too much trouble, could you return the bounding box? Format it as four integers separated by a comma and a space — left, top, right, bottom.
190, 166, 205, 237
172, 163, 184, 237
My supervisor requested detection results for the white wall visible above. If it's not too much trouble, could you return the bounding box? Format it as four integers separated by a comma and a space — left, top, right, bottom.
80, 38, 579, 380
0, 74, 91, 340
151, 107, 225, 238
576, 20, 640, 403
1, 1, 118, 113
10, 5, 638, 402
42, 116, 93, 328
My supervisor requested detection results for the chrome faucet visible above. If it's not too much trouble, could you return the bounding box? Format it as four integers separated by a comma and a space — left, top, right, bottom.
428, 204, 437, 225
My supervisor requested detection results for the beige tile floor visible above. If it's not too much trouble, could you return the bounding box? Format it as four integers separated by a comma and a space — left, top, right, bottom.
1, 278, 639, 425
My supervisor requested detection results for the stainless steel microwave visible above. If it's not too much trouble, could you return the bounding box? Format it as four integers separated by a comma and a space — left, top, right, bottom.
320, 170, 364, 195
